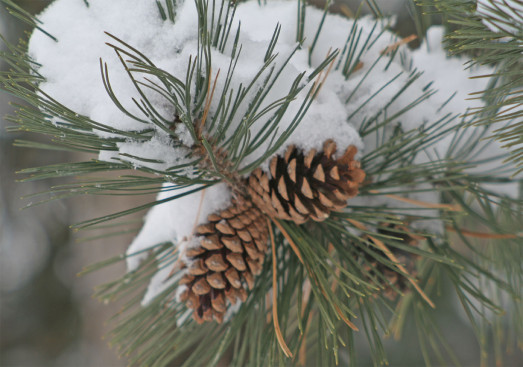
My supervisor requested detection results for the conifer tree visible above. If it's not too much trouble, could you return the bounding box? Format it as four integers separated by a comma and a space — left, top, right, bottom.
1, 0, 521, 366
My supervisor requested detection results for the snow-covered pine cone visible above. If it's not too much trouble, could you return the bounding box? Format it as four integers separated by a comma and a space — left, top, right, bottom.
361, 223, 423, 300
247, 140, 365, 224
178, 198, 268, 324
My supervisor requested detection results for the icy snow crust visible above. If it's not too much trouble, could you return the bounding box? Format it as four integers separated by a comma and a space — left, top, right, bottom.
30, 0, 498, 305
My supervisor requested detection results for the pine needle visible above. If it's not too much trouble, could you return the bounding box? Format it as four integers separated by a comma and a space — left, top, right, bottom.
445, 226, 520, 239
298, 279, 312, 366
328, 244, 351, 332
369, 190, 462, 211
381, 34, 418, 55
166, 248, 182, 279
329, 244, 341, 294
191, 188, 207, 235
345, 218, 367, 231
268, 218, 294, 358
311, 48, 337, 99
339, 4, 353, 18
333, 303, 359, 331
272, 219, 305, 264
298, 318, 312, 366
310, 73, 323, 97
389, 296, 409, 340
198, 68, 220, 136
301, 279, 312, 317
353, 61, 364, 72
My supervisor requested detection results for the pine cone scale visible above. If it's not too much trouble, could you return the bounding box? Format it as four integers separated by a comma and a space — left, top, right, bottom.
246, 140, 365, 223
225, 268, 242, 288
221, 236, 243, 252
179, 198, 269, 323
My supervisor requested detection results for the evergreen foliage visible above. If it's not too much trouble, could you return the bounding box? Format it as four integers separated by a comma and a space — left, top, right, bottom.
1, 0, 521, 366
418, 0, 522, 175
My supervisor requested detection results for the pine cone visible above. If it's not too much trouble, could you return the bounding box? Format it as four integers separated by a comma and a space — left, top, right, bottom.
178, 198, 269, 324
247, 140, 365, 224
360, 223, 422, 300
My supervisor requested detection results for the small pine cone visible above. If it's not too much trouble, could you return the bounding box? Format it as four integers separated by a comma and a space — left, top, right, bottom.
247, 140, 365, 224
361, 223, 423, 300
178, 198, 269, 324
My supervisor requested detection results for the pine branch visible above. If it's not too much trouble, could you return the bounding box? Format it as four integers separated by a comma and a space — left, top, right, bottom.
1, 1, 521, 366
419, 0, 523, 175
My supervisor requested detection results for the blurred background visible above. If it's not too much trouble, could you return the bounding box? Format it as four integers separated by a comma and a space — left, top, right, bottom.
1, 2, 139, 365
0, 1, 519, 366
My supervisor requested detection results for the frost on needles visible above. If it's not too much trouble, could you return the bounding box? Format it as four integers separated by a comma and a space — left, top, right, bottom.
27, 0, 517, 309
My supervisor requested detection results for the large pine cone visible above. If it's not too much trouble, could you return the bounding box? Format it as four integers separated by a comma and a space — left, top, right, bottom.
360, 223, 422, 300
178, 198, 269, 324
247, 140, 365, 224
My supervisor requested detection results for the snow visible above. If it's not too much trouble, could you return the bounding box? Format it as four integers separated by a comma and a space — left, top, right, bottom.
126, 183, 231, 271
477, 0, 523, 35
127, 182, 231, 306
28, 0, 518, 307
115, 136, 192, 172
